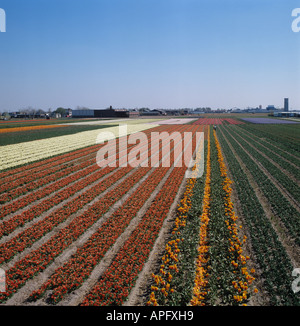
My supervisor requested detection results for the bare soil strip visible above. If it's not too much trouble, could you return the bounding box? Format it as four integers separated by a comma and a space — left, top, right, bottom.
5, 166, 155, 305
125, 127, 201, 306
57, 127, 198, 306
1, 125, 199, 305
58, 165, 176, 306
124, 173, 188, 306
1, 160, 108, 223
1, 167, 137, 271
1, 125, 177, 246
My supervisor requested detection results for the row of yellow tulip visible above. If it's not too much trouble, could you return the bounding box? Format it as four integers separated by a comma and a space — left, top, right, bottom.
213, 130, 257, 304
189, 130, 211, 305
147, 131, 207, 306
147, 127, 257, 306
0, 124, 156, 171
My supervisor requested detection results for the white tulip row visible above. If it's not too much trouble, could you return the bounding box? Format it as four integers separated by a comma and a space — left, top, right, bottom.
0, 124, 157, 171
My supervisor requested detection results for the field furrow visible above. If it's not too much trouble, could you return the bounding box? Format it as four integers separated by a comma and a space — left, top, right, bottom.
217, 126, 299, 305
0, 125, 200, 304
0, 118, 298, 307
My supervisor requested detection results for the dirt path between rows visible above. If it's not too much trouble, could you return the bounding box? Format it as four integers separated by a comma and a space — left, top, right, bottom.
0, 165, 118, 242
124, 173, 188, 306
4, 126, 192, 305
0, 167, 134, 260
126, 128, 203, 306
1, 145, 98, 185
5, 166, 151, 305
58, 165, 177, 306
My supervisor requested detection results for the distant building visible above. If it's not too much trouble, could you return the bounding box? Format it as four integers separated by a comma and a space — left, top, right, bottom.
66, 108, 72, 117
273, 111, 299, 117
72, 110, 95, 118
51, 112, 61, 119
128, 110, 140, 118
140, 109, 166, 116
266, 105, 276, 111
72, 107, 130, 118
284, 98, 289, 112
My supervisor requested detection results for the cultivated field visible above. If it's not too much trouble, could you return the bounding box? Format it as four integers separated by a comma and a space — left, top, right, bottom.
0, 116, 299, 306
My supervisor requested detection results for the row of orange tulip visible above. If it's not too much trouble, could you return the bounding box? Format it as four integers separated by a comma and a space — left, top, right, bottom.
147, 127, 257, 306
189, 130, 211, 305
80, 126, 202, 305
213, 130, 257, 304
147, 130, 208, 306
0, 124, 66, 134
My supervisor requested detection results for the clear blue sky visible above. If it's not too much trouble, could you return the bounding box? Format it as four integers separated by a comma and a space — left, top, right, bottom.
0, 0, 299, 111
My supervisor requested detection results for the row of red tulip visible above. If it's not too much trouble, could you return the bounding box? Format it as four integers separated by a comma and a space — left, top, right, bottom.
0, 166, 150, 303
0, 165, 117, 237
0, 166, 133, 265
1, 125, 179, 222
0, 124, 177, 202
0, 141, 102, 186
0, 155, 97, 204
0, 124, 197, 303
0, 124, 174, 185
80, 167, 187, 306
0, 124, 168, 193
79, 127, 202, 305
27, 125, 201, 304
192, 118, 244, 125
28, 166, 170, 303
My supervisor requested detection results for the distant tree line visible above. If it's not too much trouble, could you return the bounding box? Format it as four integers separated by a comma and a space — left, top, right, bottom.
0, 106, 73, 119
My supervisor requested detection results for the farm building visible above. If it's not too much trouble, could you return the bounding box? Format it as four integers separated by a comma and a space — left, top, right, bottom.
72, 107, 132, 118
140, 109, 167, 116
272, 111, 300, 118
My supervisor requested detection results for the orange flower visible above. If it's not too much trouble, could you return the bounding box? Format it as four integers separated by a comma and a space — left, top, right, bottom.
0, 124, 65, 133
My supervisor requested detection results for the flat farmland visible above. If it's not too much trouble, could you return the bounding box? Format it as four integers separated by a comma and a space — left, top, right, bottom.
0, 117, 299, 306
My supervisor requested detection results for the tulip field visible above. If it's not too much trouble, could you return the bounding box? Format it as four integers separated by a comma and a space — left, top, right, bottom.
0, 117, 299, 306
